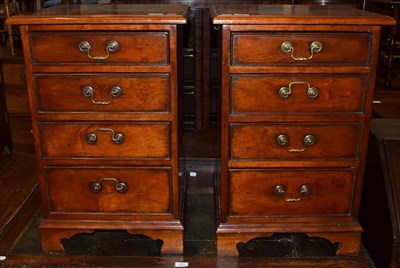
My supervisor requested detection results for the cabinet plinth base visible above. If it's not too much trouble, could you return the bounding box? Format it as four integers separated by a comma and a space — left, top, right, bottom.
39, 219, 184, 254
216, 222, 362, 256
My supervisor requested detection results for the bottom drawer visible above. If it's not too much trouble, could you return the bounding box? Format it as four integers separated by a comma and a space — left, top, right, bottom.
229, 169, 355, 217
45, 167, 172, 215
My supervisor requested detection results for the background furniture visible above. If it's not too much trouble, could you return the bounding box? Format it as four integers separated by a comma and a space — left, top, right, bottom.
360, 119, 400, 267
1, 0, 33, 55
212, 4, 394, 256
366, 0, 400, 88
0, 53, 12, 154
0, 47, 33, 153
7, 4, 188, 254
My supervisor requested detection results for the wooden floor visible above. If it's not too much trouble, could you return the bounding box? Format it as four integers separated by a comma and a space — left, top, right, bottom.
1, 64, 400, 268
0, 254, 375, 267
0, 151, 40, 255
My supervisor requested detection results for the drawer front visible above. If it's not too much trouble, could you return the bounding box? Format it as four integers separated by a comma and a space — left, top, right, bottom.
229, 169, 355, 217
231, 32, 371, 66
230, 123, 361, 160
1, 63, 26, 86
40, 123, 170, 159
34, 74, 170, 113
45, 167, 172, 215
30, 32, 169, 64
230, 75, 367, 115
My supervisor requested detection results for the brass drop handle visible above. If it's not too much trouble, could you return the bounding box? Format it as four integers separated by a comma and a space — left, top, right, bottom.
90, 177, 128, 193
278, 81, 319, 99
78, 40, 120, 60
82, 85, 123, 105
86, 128, 124, 145
274, 184, 311, 202
280, 41, 323, 61
276, 134, 315, 153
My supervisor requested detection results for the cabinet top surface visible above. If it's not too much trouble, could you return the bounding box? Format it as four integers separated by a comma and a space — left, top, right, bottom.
7, 4, 189, 25
211, 4, 395, 25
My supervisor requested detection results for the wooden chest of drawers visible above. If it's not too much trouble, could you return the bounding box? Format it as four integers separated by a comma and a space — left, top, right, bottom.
211, 5, 394, 256
7, 4, 188, 254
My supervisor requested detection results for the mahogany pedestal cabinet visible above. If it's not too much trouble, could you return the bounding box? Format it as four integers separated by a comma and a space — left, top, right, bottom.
211, 5, 394, 256
7, 4, 188, 254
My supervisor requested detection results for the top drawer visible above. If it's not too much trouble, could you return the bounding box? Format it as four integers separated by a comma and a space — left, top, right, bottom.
29, 32, 169, 65
231, 32, 371, 66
